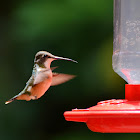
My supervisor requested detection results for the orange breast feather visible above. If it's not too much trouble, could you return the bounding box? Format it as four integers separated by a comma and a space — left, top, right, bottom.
31, 78, 52, 99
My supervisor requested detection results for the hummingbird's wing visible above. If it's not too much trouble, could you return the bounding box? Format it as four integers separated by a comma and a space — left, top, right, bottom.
26, 66, 58, 85
51, 66, 58, 71
26, 76, 34, 86
5, 76, 35, 104
26, 66, 48, 85
51, 73, 76, 86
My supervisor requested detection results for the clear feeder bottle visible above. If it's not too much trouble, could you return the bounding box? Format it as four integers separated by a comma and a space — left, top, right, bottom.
64, 0, 140, 133
113, 0, 140, 84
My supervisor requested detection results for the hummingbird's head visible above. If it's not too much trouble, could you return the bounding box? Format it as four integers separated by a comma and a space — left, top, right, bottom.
34, 51, 78, 68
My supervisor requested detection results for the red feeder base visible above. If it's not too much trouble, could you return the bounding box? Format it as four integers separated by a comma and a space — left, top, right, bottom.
64, 84, 140, 133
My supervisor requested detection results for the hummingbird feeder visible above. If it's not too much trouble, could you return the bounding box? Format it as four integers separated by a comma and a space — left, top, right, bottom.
64, 0, 140, 133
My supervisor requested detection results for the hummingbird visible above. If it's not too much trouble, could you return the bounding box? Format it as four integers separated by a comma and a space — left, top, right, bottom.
5, 51, 77, 104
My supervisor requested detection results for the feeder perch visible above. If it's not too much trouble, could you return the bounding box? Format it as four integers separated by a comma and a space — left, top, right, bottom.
64, 0, 140, 133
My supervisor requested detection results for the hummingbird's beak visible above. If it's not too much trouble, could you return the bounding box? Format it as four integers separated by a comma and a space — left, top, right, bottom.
52, 55, 78, 63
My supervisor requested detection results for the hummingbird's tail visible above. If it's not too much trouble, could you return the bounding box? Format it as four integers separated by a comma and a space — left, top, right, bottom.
5, 95, 18, 105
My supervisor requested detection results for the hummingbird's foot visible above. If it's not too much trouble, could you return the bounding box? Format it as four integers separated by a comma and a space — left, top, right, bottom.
30, 95, 38, 100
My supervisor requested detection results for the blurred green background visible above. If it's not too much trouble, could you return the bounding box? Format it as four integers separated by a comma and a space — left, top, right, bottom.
0, 0, 138, 140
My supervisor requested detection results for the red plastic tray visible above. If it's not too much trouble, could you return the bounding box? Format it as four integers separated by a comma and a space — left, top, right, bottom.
64, 85, 140, 133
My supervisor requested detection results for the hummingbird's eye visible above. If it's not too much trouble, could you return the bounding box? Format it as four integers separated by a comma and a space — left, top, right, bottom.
43, 54, 48, 58
43, 54, 51, 58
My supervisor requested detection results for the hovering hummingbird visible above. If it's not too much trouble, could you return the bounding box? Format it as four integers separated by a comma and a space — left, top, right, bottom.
5, 51, 77, 104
